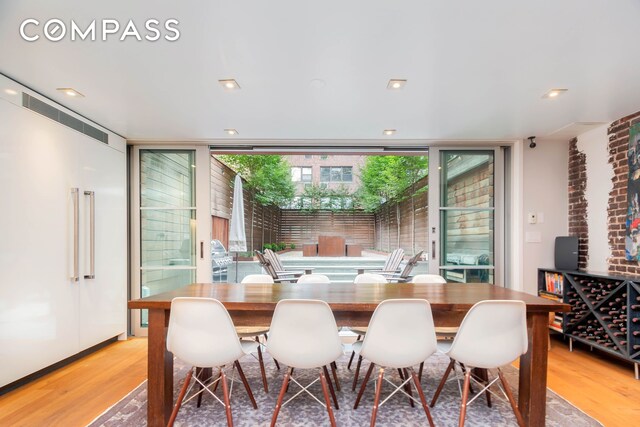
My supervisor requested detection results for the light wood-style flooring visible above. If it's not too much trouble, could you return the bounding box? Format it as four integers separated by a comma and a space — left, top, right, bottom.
0, 336, 638, 426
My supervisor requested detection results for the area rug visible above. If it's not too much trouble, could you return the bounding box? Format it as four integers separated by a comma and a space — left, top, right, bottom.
89, 352, 601, 426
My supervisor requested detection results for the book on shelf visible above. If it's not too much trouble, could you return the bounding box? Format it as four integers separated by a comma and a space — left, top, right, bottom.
544, 271, 564, 295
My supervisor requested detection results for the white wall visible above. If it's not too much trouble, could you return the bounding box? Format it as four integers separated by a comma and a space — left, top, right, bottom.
576, 125, 613, 271
522, 139, 569, 294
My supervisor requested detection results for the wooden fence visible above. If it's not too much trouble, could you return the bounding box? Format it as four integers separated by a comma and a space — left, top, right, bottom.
279, 210, 376, 248
374, 176, 429, 256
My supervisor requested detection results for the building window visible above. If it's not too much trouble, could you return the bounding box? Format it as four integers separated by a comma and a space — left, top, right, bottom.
291, 166, 312, 182
320, 155, 328, 160
304, 154, 313, 159
320, 166, 352, 182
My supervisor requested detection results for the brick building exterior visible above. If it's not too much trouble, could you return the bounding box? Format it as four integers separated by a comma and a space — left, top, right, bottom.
285, 154, 366, 195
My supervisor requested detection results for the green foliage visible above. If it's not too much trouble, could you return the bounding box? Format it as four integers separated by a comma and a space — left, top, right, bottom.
277, 242, 287, 251
290, 243, 296, 250
298, 184, 358, 212
358, 156, 428, 211
217, 155, 295, 206
263, 243, 273, 251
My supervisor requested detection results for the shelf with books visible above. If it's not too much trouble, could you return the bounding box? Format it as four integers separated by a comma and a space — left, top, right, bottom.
538, 268, 640, 379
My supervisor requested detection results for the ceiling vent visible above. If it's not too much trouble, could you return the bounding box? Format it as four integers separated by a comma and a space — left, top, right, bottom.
22, 93, 108, 144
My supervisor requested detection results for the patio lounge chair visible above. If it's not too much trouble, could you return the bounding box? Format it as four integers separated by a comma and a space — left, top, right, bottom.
356, 248, 404, 275
255, 251, 303, 283
381, 250, 424, 283
264, 248, 314, 275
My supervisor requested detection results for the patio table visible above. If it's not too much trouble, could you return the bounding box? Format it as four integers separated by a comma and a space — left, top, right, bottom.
128, 282, 569, 427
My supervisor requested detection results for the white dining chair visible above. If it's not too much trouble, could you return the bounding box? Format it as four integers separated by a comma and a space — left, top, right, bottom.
348, 273, 388, 379
354, 273, 388, 284
410, 274, 447, 284
267, 299, 344, 427
430, 300, 527, 427
296, 273, 331, 284
352, 299, 437, 427
166, 297, 259, 427
237, 274, 278, 393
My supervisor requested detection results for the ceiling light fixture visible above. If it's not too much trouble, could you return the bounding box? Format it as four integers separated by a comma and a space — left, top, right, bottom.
387, 79, 407, 90
383, 129, 396, 136
218, 79, 241, 90
543, 88, 568, 99
56, 87, 85, 98
4, 88, 18, 95
224, 129, 238, 135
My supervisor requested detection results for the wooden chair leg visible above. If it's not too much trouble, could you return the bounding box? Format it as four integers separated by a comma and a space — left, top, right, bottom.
497, 368, 526, 427
409, 368, 435, 427
397, 368, 414, 408
473, 368, 492, 408
370, 368, 385, 427
220, 369, 234, 427
354, 362, 375, 409
256, 339, 269, 393
418, 361, 424, 382
348, 335, 362, 370
285, 368, 294, 393
460, 363, 474, 394
319, 370, 337, 427
430, 358, 455, 407
458, 370, 472, 427
199, 367, 215, 407
167, 367, 193, 427
323, 365, 339, 409
352, 355, 363, 391
271, 367, 292, 427
331, 361, 341, 391
234, 361, 257, 409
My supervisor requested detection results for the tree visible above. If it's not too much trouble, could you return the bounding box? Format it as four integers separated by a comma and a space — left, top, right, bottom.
358, 156, 428, 250
216, 155, 295, 251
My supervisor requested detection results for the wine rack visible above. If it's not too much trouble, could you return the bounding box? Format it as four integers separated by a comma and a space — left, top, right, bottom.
538, 268, 640, 379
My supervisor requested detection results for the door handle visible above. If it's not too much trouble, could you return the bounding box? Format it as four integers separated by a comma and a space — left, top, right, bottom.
84, 190, 95, 279
200, 241, 204, 259
431, 240, 436, 260
71, 188, 80, 282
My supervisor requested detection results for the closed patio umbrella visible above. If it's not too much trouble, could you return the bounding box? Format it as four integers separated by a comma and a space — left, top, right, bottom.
229, 174, 247, 282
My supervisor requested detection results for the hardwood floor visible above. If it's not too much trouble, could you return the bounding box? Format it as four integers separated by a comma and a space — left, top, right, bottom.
0, 335, 638, 427
0, 338, 147, 427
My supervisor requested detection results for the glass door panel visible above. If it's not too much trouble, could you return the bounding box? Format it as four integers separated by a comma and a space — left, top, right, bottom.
139, 150, 196, 327
439, 151, 495, 283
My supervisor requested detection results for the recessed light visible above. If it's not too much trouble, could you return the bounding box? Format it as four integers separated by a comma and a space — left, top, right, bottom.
224, 129, 238, 135
387, 79, 407, 90
543, 88, 567, 99
383, 129, 396, 136
218, 79, 241, 90
56, 88, 85, 98
4, 88, 18, 96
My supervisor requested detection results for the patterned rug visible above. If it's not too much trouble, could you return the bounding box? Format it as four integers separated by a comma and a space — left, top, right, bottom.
89, 352, 601, 426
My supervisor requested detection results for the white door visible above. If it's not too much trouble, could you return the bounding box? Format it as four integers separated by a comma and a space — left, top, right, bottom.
0, 102, 82, 386
77, 140, 127, 349
428, 148, 504, 285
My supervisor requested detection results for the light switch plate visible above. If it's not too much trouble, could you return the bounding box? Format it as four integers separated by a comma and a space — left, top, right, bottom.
527, 213, 537, 224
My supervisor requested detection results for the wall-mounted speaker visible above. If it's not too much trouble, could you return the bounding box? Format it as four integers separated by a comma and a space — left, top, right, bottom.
555, 236, 579, 271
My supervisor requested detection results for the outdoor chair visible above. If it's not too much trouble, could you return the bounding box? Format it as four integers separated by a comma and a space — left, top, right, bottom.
352, 299, 437, 427
357, 248, 404, 275
267, 300, 344, 427
430, 300, 527, 427
264, 249, 309, 277
255, 250, 301, 283
166, 297, 259, 427
382, 250, 424, 283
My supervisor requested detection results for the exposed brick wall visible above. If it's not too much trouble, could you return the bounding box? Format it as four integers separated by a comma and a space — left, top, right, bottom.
607, 111, 640, 275
568, 138, 588, 269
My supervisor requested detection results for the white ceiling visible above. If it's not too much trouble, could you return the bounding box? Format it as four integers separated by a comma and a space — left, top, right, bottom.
1, 0, 640, 142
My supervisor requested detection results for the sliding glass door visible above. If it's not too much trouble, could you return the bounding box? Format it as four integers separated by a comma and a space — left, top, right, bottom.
429, 149, 503, 285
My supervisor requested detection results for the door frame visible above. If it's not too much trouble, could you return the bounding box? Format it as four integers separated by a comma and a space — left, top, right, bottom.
428, 147, 506, 287
129, 145, 211, 336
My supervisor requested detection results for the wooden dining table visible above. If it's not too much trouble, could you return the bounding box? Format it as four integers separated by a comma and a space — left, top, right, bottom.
128, 282, 569, 427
